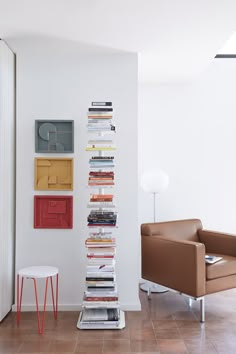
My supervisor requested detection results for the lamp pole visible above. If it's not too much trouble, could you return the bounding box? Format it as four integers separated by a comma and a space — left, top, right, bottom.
153, 192, 156, 223
140, 168, 169, 295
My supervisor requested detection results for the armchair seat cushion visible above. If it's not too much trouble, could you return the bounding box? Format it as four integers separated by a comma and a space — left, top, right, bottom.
206, 253, 236, 280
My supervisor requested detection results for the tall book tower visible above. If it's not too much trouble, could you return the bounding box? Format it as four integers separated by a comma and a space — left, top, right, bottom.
77, 101, 125, 329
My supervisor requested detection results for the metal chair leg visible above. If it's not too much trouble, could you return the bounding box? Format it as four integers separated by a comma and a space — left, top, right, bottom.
147, 284, 151, 299
200, 297, 205, 322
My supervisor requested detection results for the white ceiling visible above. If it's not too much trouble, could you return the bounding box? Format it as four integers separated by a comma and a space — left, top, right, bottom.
1, 0, 236, 82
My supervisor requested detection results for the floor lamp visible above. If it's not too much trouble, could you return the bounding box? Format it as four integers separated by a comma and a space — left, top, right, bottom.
140, 167, 169, 293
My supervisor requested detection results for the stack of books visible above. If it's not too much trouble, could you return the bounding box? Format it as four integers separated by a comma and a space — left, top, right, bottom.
90, 194, 113, 202
87, 246, 115, 260
84, 256, 118, 305
88, 171, 114, 187
86, 137, 116, 151
87, 194, 115, 208
87, 210, 117, 227
89, 156, 115, 169
86, 231, 116, 248
80, 231, 120, 328
79, 308, 120, 329
78, 101, 125, 330
87, 102, 115, 132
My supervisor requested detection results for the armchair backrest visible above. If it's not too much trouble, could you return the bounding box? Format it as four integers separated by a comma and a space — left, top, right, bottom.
141, 219, 203, 242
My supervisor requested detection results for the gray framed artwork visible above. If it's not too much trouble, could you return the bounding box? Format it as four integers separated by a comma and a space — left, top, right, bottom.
35, 120, 74, 153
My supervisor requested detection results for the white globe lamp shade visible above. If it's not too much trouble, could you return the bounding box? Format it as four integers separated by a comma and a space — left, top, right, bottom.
140, 168, 169, 194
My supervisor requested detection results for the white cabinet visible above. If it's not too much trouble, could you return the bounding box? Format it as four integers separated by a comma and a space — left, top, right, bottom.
0, 40, 15, 321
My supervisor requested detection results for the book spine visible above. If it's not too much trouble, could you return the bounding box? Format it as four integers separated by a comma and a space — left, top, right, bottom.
92, 102, 112, 106
89, 108, 113, 112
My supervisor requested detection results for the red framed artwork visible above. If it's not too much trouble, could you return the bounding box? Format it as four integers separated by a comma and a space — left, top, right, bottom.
34, 196, 73, 229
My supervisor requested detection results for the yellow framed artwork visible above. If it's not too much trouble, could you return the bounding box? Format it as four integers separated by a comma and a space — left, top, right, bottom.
34, 158, 73, 190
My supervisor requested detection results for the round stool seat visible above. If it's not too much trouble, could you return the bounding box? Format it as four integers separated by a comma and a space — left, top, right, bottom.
18, 266, 59, 279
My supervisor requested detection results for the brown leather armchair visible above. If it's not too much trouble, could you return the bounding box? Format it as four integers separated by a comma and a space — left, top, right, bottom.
141, 219, 236, 322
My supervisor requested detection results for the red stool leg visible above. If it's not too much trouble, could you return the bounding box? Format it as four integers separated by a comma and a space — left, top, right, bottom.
50, 276, 56, 319
50, 274, 59, 319
19, 277, 24, 314
33, 278, 42, 334
16, 274, 19, 326
33, 277, 49, 335
17, 276, 24, 326
41, 277, 49, 334
17, 273, 57, 334
56, 274, 58, 318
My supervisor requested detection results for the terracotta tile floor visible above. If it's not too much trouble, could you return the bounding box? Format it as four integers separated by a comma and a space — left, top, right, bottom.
0, 288, 236, 353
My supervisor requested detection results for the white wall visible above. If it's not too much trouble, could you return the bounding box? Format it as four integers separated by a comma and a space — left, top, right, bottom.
9, 36, 140, 311
0, 40, 15, 321
139, 59, 236, 233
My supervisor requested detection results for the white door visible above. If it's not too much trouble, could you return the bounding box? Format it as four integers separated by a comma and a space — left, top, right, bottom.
0, 40, 15, 321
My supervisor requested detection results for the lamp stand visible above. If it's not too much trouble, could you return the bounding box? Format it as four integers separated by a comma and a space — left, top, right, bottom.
140, 192, 169, 294
140, 281, 168, 293
153, 192, 156, 222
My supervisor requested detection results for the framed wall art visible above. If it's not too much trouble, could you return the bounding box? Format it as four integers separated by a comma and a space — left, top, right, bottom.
34, 195, 73, 229
34, 157, 73, 190
35, 120, 74, 153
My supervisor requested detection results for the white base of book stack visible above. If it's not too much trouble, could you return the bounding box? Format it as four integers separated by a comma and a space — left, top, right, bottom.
77, 310, 125, 330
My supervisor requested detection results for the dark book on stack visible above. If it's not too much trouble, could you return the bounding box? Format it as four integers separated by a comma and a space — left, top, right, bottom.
89, 107, 113, 112
87, 210, 117, 226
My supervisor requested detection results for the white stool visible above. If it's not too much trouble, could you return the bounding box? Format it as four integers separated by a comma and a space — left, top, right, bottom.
17, 266, 59, 334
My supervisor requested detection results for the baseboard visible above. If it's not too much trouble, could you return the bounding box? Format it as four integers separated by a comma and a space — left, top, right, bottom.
12, 301, 141, 312
12, 304, 82, 312
120, 302, 141, 311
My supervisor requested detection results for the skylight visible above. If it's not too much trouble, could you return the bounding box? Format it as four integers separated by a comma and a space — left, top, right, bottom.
215, 32, 236, 58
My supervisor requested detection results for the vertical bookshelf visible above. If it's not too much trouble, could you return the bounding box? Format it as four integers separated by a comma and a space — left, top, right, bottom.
77, 102, 125, 329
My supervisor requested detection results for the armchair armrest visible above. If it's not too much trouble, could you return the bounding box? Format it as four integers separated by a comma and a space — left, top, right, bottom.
142, 235, 206, 297
198, 230, 236, 257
